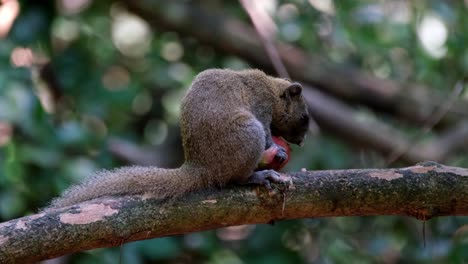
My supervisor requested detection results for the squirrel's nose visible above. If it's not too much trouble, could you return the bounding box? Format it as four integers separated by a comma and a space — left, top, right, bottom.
287, 83, 303, 96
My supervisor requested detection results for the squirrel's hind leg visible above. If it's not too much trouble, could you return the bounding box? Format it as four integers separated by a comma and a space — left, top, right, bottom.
244, 169, 289, 190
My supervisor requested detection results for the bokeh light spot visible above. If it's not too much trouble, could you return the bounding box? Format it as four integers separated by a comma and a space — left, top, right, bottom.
417, 13, 448, 59
277, 4, 299, 21
0, 0, 20, 38
0, 122, 13, 146
132, 90, 152, 115
144, 119, 168, 145
112, 11, 152, 58
168, 62, 192, 83
102, 65, 130, 91
161, 41, 184, 62
57, 0, 92, 15
10, 47, 33, 68
52, 18, 80, 49
308, 0, 335, 15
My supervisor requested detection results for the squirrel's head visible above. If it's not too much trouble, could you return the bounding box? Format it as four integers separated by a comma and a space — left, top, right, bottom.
271, 80, 310, 146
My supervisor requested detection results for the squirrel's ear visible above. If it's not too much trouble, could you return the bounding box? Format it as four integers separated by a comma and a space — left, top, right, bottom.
286, 83, 302, 97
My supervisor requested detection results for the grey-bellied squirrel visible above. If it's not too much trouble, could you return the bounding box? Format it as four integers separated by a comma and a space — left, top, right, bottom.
48, 68, 310, 209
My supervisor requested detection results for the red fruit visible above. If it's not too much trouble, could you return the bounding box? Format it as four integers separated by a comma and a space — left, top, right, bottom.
257, 136, 291, 171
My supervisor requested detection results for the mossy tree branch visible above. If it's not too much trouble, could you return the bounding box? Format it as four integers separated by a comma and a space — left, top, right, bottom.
1, 161, 468, 263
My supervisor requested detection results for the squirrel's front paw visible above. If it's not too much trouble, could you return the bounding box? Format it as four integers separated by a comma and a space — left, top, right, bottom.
257, 137, 291, 171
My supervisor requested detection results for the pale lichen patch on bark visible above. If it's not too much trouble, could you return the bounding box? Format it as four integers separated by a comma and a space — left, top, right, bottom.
201, 199, 217, 204
60, 204, 118, 225
369, 171, 403, 180
406, 165, 436, 173
141, 192, 158, 200
15, 220, 27, 230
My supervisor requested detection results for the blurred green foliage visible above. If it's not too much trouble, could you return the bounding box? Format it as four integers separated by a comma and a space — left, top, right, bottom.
0, 0, 467, 263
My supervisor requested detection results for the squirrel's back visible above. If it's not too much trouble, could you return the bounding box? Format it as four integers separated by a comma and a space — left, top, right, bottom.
180, 69, 278, 180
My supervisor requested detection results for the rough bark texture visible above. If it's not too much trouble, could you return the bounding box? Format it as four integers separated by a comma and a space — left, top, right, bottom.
1, 162, 468, 263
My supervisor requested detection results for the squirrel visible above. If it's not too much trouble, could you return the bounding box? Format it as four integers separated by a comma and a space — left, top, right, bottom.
47, 69, 310, 209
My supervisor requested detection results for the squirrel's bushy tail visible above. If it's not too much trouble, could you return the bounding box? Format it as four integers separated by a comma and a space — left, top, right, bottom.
47, 165, 204, 210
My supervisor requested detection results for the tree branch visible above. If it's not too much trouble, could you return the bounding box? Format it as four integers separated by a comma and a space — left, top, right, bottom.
121, 0, 468, 125
119, 0, 468, 163
302, 86, 433, 163
1, 162, 468, 263
422, 121, 468, 160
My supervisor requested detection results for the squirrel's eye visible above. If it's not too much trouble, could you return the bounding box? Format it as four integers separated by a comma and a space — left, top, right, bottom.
283, 78, 291, 82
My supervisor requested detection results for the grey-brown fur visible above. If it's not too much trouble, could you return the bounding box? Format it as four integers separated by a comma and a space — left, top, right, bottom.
48, 69, 309, 209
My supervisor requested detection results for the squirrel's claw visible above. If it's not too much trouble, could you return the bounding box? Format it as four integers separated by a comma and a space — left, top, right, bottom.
274, 145, 288, 164
246, 169, 289, 191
